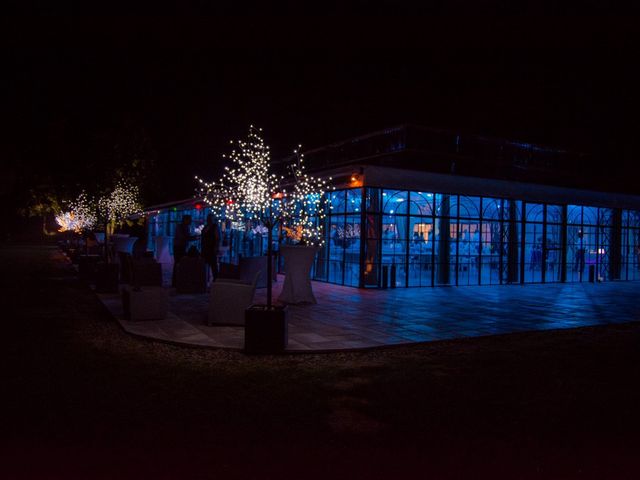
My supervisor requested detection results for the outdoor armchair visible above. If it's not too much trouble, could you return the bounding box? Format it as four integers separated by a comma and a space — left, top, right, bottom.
207, 271, 260, 326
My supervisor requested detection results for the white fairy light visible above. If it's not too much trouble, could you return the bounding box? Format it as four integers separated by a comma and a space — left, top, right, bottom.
196, 128, 332, 246
98, 180, 143, 227
196, 126, 286, 230
196, 126, 333, 308
56, 191, 98, 233
281, 150, 334, 246
56, 211, 79, 233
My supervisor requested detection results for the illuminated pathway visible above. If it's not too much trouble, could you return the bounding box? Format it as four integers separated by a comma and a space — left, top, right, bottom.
99, 279, 640, 352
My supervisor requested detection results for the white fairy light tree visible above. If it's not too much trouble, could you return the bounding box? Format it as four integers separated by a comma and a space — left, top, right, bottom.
98, 180, 143, 236
55, 191, 98, 233
196, 126, 332, 307
281, 148, 333, 246
55, 211, 79, 233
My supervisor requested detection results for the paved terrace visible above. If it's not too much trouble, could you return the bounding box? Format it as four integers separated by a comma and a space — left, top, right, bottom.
98, 278, 640, 353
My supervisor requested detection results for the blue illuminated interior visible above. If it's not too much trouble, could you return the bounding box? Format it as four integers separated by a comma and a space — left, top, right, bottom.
144, 190, 640, 288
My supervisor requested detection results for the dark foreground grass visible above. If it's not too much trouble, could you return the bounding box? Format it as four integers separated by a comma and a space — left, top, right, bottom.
1, 245, 639, 479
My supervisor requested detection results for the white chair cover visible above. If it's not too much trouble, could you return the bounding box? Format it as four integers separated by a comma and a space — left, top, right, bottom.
155, 236, 173, 263
278, 245, 319, 304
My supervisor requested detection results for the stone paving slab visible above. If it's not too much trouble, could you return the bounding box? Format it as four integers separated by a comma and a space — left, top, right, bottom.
97, 277, 640, 353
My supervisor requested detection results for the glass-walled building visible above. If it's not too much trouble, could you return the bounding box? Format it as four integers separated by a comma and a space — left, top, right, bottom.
309, 185, 640, 288
141, 126, 640, 289
144, 200, 270, 262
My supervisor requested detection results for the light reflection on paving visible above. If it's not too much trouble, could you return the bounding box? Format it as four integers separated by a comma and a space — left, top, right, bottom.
98, 277, 640, 353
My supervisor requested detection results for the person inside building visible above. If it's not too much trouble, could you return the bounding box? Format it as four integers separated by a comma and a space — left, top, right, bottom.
574, 230, 585, 274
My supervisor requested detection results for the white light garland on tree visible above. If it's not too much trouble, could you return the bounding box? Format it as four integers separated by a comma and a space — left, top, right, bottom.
196, 126, 284, 228
281, 148, 333, 247
196, 126, 333, 307
98, 180, 143, 234
55, 191, 98, 233
55, 211, 79, 233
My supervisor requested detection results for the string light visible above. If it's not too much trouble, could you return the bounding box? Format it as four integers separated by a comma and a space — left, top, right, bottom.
196, 127, 333, 246
98, 180, 143, 226
281, 149, 334, 246
56, 211, 79, 233
56, 191, 97, 233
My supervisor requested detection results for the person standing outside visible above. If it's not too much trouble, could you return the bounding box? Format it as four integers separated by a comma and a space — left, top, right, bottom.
201, 213, 221, 281
172, 215, 196, 286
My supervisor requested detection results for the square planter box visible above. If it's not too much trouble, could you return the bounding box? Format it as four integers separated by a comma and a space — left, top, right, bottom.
244, 305, 288, 354
122, 286, 168, 321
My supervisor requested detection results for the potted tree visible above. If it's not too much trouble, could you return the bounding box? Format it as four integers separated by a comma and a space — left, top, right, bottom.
277, 149, 331, 304
197, 127, 331, 353
55, 191, 99, 281
95, 180, 143, 293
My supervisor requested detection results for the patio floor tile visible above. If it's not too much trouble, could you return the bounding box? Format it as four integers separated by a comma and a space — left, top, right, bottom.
98, 277, 640, 353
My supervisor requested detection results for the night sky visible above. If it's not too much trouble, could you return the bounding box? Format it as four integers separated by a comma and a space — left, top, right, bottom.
4, 18, 639, 213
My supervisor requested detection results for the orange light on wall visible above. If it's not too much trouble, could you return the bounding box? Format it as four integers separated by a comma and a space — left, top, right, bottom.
350, 172, 363, 187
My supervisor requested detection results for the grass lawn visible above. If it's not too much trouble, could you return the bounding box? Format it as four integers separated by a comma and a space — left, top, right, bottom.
1, 245, 639, 479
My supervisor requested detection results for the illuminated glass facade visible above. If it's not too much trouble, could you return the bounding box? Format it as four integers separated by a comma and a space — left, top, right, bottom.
304, 187, 640, 288
142, 124, 640, 289
145, 204, 270, 261
143, 189, 640, 288
622, 210, 640, 281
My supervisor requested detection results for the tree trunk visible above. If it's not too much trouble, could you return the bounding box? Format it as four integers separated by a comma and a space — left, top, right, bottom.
41, 216, 56, 236
267, 223, 273, 308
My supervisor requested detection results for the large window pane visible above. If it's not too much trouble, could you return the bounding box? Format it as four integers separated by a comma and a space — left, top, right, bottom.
344, 215, 361, 287
525, 203, 544, 223
457, 196, 481, 219
346, 188, 362, 213
329, 190, 346, 215
382, 190, 409, 214
481, 219, 502, 284
328, 215, 346, 284
524, 222, 543, 282
409, 192, 434, 216
623, 210, 640, 280
582, 206, 598, 225
545, 222, 563, 282
382, 214, 407, 256
457, 219, 481, 286
546, 205, 563, 224
567, 205, 582, 224
482, 198, 503, 221
408, 216, 434, 286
